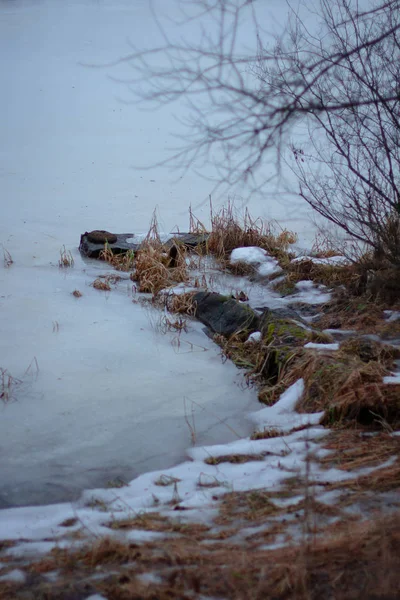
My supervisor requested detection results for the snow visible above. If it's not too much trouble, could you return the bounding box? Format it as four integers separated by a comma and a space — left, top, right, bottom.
304, 342, 339, 351
246, 331, 262, 343
383, 310, 400, 323
292, 255, 350, 266
230, 247, 282, 277
0, 569, 26, 584
284, 280, 332, 305
383, 374, 400, 384
249, 380, 324, 431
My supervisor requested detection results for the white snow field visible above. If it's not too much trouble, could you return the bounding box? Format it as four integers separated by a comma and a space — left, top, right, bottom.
0, 0, 318, 509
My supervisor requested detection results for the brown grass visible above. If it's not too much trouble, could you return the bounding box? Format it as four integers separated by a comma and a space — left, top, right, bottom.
315, 292, 400, 337
204, 453, 266, 465
100, 243, 136, 271
319, 430, 400, 471
58, 245, 74, 268
2, 511, 400, 600
283, 259, 360, 290
250, 427, 284, 440
72, 289, 82, 298
164, 292, 197, 315
2, 247, 13, 268
258, 338, 400, 428
133, 243, 189, 294
92, 278, 111, 291
107, 513, 210, 539
207, 200, 296, 265
0, 368, 21, 403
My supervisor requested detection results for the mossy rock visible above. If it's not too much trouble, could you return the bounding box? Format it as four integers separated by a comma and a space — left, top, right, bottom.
193, 292, 260, 337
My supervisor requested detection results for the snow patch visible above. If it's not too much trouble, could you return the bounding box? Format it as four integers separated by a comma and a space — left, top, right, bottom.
230, 247, 282, 277
249, 380, 324, 431
0, 569, 26, 584
292, 255, 350, 266
304, 342, 339, 351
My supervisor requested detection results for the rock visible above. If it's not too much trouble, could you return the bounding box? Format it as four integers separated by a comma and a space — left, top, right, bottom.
193, 292, 260, 337
79, 231, 210, 259
79, 232, 140, 259
86, 230, 118, 244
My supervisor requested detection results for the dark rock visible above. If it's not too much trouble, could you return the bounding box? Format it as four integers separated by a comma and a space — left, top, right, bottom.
79, 232, 140, 259
79, 231, 210, 259
86, 230, 118, 244
193, 291, 260, 337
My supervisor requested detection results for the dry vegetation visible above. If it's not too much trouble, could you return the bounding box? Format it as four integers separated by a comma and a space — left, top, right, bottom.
92, 278, 111, 291
0, 368, 21, 404
100, 243, 136, 271
1, 511, 399, 600
207, 200, 296, 268
2, 247, 13, 268
58, 246, 74, 268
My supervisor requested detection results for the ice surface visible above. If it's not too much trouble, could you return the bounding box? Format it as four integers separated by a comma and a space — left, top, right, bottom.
0, 0, 321, 510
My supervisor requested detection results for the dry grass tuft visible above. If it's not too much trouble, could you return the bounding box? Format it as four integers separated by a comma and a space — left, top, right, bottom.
92, 278, 111, 291
59, 245, 74, 268
164, 292, 197, 315
100, 243, 136, 271
0, 368, 21, 403
205, 453, 266, 465
72, 289, 82, 298
2, 247, 13, 268
284, 258, 359, 289
133, 243, 188, 294
250, 427, 284, 440
207, 200, 296, 265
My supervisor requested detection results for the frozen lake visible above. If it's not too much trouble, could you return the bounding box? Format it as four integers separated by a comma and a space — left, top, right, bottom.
0, 0, 315, 507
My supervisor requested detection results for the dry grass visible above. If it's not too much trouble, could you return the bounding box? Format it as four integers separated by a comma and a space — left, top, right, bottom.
107, 513, 210, 539
100, 243, 136, 271
250, 427, 284, 440
164, 292, 197, 315
315, 292, 400, 337
58, 245, 74, 268
257, 338, 400, 428
204, 453, 266, 465
319, 430, 400, 471
133, 243, 188, 294
283, 259, 360, 290
0, 368, 21, 403
2, 247, 13, 268
92, 278, 111, 291
72, 289, 82, 298
207, 200, 296, 265
2, 511, 400, 600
